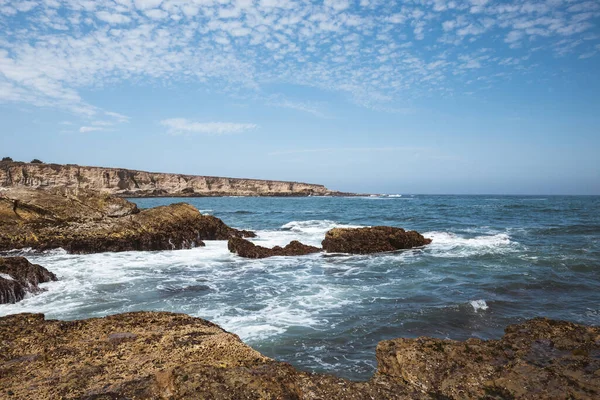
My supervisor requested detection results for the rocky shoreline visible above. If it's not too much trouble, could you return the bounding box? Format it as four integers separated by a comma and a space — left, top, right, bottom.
1, 186, 599, 399
0, 312, 598, 399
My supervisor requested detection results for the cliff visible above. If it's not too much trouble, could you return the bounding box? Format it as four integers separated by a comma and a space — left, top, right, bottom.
0, 161, 345, 197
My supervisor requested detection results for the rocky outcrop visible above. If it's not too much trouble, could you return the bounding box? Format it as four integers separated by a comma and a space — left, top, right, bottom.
0, 160, 347, 197
0, 187, 255, 254
0, 257, 57, 303
376, 317, 600, 399
322, 226, 432, 254
0, 312, 422, 400
0, 313, 598, 399
228, 237, 321, 259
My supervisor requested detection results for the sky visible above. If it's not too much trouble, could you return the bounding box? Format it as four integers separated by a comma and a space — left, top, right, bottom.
1, 0, 599, 195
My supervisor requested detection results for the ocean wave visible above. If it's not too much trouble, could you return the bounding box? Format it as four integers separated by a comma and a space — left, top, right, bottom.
470, 299, 489, 312
424, 231, 515, 257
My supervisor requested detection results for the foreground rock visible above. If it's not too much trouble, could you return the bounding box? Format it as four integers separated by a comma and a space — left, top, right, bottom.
376, 317, 600, 399
0, 312, 421, 400
228, 237, 321, 258
0, 313, 597, 399
322, 226, 432, 254
0, 257, 57, 304
0, 187, 255, 254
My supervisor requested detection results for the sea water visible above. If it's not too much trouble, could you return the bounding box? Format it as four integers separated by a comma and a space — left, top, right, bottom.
1, 195, 599, 380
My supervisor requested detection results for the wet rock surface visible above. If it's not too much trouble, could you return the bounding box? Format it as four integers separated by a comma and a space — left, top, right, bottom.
0, 313, 597, 399
322, 226, 432, 254
0, 187, 255, 254
228, 237, 321, 258
0, 257, 57, 304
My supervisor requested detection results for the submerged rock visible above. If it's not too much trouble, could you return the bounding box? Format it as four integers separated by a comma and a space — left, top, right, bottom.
0, 187, 255, 254
322, 226, 432, 254
0, 257, 57, 304
0, 313, 597, 399
228, 237, 321, 258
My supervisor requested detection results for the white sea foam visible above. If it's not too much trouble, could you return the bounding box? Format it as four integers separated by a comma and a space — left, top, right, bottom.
424, 231, 515, 257
470, 299, 489, 312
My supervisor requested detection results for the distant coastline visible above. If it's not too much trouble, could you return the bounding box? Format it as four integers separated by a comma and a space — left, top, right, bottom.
0, 159, 357, 198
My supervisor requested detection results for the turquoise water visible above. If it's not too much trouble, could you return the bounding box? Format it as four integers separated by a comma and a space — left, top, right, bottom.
2, 195, 599, 380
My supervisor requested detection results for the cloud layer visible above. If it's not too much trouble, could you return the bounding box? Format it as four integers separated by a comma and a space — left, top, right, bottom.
161, 118, 258, 135
1, 0, 598, 118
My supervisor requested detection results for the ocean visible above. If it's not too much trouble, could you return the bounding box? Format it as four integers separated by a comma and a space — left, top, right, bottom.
1, 195, 599, 380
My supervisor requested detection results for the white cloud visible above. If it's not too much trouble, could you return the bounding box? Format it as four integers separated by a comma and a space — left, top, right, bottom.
79, 126, 103, 133
0, 0, 598, 117
96, 11, 131, 24
160, 119, 258, 135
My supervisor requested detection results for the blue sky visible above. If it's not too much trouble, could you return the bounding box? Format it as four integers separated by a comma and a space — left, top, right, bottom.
1, 0, 599, 194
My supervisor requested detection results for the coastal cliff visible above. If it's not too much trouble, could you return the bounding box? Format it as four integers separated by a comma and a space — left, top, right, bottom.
0, 160, 343, 197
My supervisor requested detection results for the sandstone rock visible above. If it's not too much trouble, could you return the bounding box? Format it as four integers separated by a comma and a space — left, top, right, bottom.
228, 237, 321, 258
0, 313, 597, 399
0, 188, 255, 254
0, 257, 57, 304
0, 161, 348, 197
376, 317, 600, 399
0, 312, 420, 400
322, 226, 432, 254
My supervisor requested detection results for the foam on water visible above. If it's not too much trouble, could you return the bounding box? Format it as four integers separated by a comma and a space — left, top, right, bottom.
1, 195, 598, 381
252, 220, 363, 247
470, 299, 489, 312
424, 231, 516, 257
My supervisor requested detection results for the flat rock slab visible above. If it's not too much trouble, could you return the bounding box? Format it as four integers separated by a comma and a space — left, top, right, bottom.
0, 312, 597, 399
322, 226, 432, 254
0, 312, 419, 400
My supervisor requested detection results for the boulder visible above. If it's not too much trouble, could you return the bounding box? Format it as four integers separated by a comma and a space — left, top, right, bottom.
0, 257, 57, 304
0, 312, 598, 399
322, 226, 432, 254
228, 237, 321, 258
0, 187, 255, 254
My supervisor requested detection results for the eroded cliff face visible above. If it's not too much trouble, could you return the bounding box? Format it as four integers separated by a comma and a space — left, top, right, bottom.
0, 161, 341, 197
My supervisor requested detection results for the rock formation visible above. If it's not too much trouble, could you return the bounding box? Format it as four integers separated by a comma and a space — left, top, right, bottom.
228, 237, 321, 258
0, 187, 255, 254
0, 257, 57, 304
322, 226, 432, 254
0, 160, 347, 197
0, 312, 597, 399
376, 317, 600, 399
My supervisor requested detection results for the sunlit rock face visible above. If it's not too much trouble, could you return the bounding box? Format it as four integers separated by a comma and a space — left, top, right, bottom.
0, 161, 341, 197
0, 187, 254, 254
